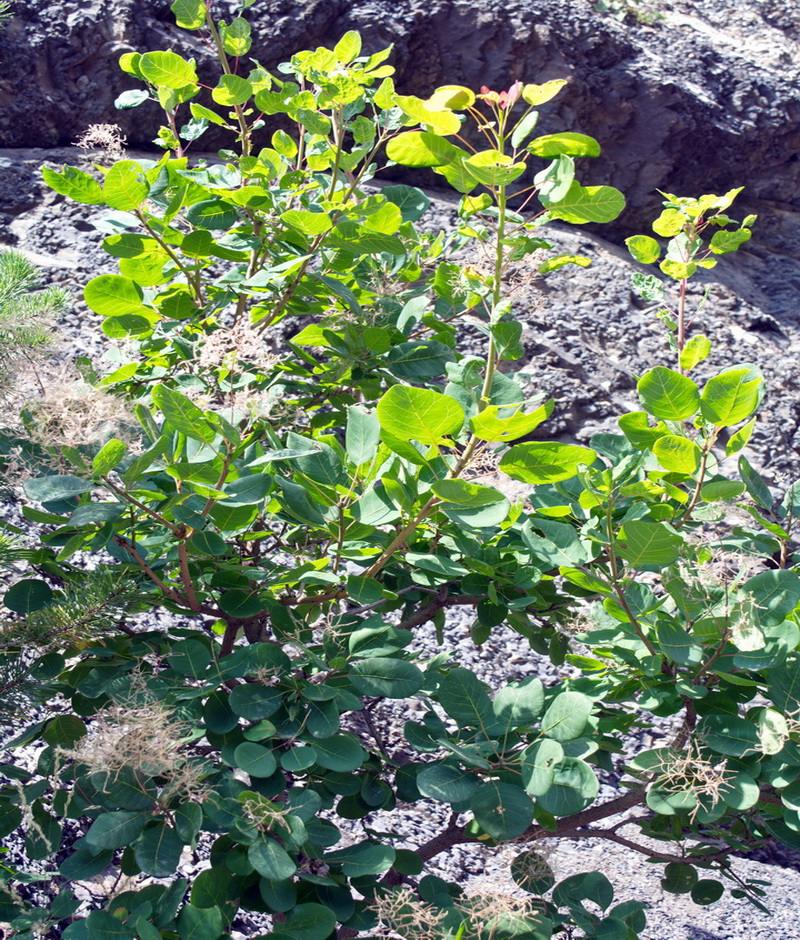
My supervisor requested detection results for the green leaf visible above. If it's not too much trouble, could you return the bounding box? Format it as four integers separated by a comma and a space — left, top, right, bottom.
177, 903, 225, 940
493, 677, 545, 729
469, 400, 554, 443
767, 654, 800, 714
522, 518, 592, 568
470, 781, 534, 839
42, 165, 104, 204
416, 762, 479, 803
385, 340, 456, 379
529, 132, 600, 158
697, 714, 760, 758
625, 235, 660, 264
382, 184, 431, 223
738, 455, 772, 509
499, 442, 596, 484
283, 903, 338, 940
652, 435, 702, 474
691, 880, 725, 905
139, 50, 198, 88
745, 570, 800, 624
345, 405, 380, 466
521, 79, 568, 105
700, 480, 745, 501
220, 17, 252, 56
349, 658, 425, 698
281, 209, 332, 235
726, 416, 756, 456
377, 385, 464, 446
463, 150, 527, 186
229, 683, 282, 720
84, 274, 148, 318
80, 911, 136, 940
385, 131, 466, 167
520, 738, 564, 796
325, 841, 395, 877
312, 734, 365, 772
93, 439, 128, 476
170, 0, 206, 29
539, 692, 592, 741
334, 30, 362, 62
679, 334, 712, 372
537, 757, 599, 816
190, 531, 228, 555
395, 95, 462, 135
24, 474, 93, 503
700, 367, 763, 427
133, 822, 184, 877
3, 579, 53, 613
615, 520, 682, 566
59, 846, 114, 881
656, 620, 702, 666
437, 667, 499, 733
432, 479, 510, 528
211, 74, 253, 106
234, 742, 278, 778
103, 160, 149, 211
709, 228, 751, 255
152, 384, 215, 443
85, 812, 148, 851
248, 837, 297, 880
638, 367, 700, 421
115, 89, 150, 109
186, 199, 238, 230
223, 473, 272, 506
542, 182, 625, 224
511, 110, 540, 149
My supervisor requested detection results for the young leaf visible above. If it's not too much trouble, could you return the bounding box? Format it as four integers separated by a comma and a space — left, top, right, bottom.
680, 334, 712, 372
376, 385, 464, 445
652, 435, 702, 474
499, 442, 596, 484
139, 51, 198, 89
42, 166, 104, 205
469, 400, 554, 443
170, 0, 206, 29
385, 131, 466, 167
152, 384, 216, 443
541, 182, 625, 224
529, 132, 600, 158
615, 520, 682, 566
700, 367, 763, 427
625, 235, 660, 264
638, 367, 700, 421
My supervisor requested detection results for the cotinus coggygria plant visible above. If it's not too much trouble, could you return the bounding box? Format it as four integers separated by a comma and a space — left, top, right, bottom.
0, 2, 795, 939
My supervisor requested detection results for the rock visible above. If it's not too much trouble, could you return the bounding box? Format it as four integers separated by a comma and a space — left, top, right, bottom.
2, 0, 800, 241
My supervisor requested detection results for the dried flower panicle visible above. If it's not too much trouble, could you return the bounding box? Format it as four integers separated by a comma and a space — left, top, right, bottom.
369, 887, 448, 940
652, 743, 734, 816
21, 368, 138, 454
197, 321, 280, 375
71, 679, 211, 804
75, 123, 127, 161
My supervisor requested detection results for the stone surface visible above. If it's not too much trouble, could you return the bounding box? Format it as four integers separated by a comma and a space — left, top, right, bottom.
2, 0, 800, 239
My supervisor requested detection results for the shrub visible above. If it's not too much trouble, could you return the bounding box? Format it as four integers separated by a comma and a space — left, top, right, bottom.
0, 3, 794, 939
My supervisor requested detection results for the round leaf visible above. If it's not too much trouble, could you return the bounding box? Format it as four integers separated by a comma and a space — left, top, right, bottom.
3, 579, 53, 613
349, 658, 425, 698
499, 442, 596, 484
470, 781, 534, 840
377, 384, 464, 445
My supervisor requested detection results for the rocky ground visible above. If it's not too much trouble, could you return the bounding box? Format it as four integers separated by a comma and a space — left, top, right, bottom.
1, 0, 800, 937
